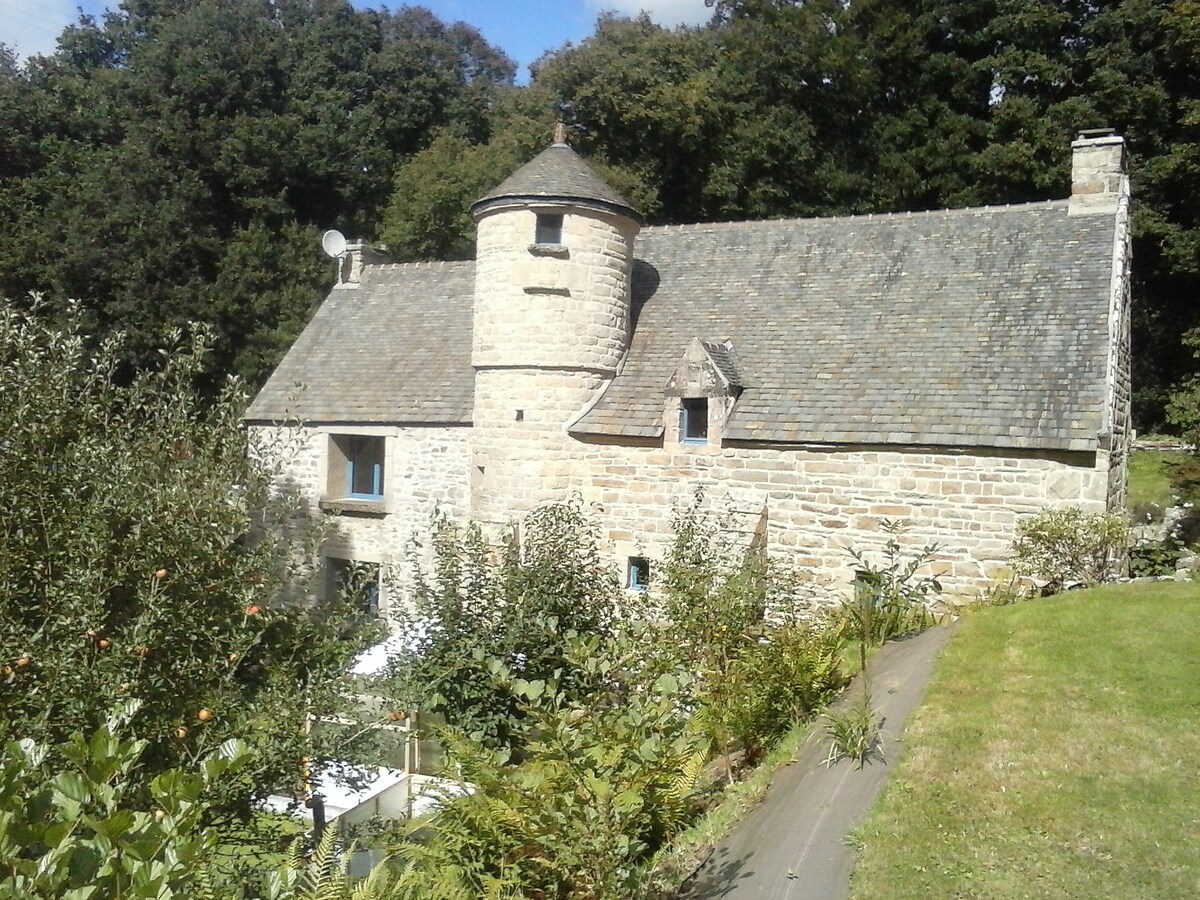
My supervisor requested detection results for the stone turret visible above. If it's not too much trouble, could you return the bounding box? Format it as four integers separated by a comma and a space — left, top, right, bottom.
467, 138, 641, 523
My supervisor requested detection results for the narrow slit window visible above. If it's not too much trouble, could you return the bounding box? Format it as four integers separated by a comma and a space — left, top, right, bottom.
681, 398, 709, 444
627, 557, 650, 591
535, 213, 563, 245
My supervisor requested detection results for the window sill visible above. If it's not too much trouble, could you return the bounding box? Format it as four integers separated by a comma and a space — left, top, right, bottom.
320, 497, 389, 517
527, 243, 569, 259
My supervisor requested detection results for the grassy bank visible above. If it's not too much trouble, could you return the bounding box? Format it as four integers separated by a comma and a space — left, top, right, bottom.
849, 581, 1200, 899
1127, 448, 1185, 510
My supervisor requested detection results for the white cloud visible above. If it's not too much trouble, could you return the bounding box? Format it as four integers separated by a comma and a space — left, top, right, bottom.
1, 0, 79, 60
584, 0, 714, 28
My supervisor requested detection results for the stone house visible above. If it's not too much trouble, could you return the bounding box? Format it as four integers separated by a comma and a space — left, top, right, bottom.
246, 130, 1132, 614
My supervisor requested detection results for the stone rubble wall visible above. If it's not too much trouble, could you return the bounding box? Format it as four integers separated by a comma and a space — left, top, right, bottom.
565, 438, 1111, 603
249, 424, 470, 615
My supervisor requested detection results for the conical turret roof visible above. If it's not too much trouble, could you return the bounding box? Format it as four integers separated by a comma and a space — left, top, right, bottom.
471, 142, 640, 221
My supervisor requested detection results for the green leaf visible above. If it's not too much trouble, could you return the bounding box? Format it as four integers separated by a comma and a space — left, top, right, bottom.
50, 772, 90, 819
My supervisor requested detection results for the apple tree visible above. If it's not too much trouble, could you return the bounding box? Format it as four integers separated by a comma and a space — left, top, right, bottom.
0, 299, 375, 823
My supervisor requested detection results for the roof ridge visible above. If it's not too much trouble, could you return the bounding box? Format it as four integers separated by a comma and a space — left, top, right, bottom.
639, 199, 1069, 235
370, 259, 475, 271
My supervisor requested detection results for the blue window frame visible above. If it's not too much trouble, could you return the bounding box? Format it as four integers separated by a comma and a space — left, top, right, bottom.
627, 557, 650, 591
339, 435, 384, 500
680, 398, 709, 444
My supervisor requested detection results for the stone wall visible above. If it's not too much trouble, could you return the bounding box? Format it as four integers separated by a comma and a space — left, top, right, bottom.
469, 368, 607, 525
253, 416, 1113, 613
565, 436, 1111, 601
249, 424, 470, 614
472, 207, 636, 373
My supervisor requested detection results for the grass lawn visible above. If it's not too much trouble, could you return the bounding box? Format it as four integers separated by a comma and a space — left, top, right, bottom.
849, 581, 1200, 899
1127, 449, 1182, 510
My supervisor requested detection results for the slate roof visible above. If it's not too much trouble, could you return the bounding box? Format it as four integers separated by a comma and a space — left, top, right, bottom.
573, 201, 1115, 450
700, 340, 743, 388
248, 200, 1117, 452
244, 261, 475, 425
471, 143, 639, 220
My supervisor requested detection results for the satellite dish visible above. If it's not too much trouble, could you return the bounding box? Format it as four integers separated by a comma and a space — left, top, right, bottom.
321, 229, 347, 258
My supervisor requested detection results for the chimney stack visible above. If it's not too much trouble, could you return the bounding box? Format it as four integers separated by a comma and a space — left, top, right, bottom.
1069, 129, 1128, 216
336, 242, 388, 287
553, 121, 568, 145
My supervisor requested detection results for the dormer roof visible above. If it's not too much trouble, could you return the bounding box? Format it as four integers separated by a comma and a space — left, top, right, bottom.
470, 143, 640, 221
666, 338, 744, 397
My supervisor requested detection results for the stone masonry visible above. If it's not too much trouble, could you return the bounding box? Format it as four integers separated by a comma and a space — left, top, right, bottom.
246, 132, 1133, 613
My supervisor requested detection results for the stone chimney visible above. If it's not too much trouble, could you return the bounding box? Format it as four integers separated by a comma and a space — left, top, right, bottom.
335, 242, 388, 287
1069, 129, 1128, 217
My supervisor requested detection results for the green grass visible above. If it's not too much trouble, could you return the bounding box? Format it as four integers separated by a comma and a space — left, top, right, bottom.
849, 581, 1200, 899
1127, 449, 1182, 510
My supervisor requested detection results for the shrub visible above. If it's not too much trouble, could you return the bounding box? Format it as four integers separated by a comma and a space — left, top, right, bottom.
1129, 536, 1187, 577
651, 491, 824, 780
387, 500, 620, 753
390, 632, 708, 900
719, 617, 848, 764
1011, 507, 1132, 591
842, 520, 941, 669
0, 704, 251, 898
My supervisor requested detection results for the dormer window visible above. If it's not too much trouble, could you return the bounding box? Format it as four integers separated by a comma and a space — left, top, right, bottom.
681, 398, 709, 444
666, 338, 741, 449
535, 213, 563, 245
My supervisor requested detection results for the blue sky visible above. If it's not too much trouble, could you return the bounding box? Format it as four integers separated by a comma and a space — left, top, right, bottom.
2, 0, 714, 78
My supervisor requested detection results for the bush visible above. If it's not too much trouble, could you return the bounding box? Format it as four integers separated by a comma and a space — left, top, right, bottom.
389, 633, 708, 900
386, 500, 620, 753
0, 704, 250, 897
1011, 507, 1132, 591
1129, 536, 1186, 577
841, 520, 941, 669
720, 617, 847, 763
649, 491, 821, 779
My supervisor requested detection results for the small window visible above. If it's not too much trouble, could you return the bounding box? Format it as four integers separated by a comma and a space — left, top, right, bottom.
535, 213, 563, 245
681, 398, 709, 444
329, 558, 381, 618
330, 434, 385, 500
627, 557, 650, 591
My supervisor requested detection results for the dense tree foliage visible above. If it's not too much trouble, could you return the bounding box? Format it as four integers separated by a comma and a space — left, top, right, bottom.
2, 0, 1199, 425
0, 301, 376, 823
0, 0, 514, 383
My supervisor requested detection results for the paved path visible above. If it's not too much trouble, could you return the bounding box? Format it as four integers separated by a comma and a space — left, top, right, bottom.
683, 622, 958, 900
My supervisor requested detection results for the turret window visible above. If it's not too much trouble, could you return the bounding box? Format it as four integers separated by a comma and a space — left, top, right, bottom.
535, 213, 563, 245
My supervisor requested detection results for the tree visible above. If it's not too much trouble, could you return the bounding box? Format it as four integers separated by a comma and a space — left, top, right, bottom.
0, 300, 375, 821
0, 0, 515, 386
